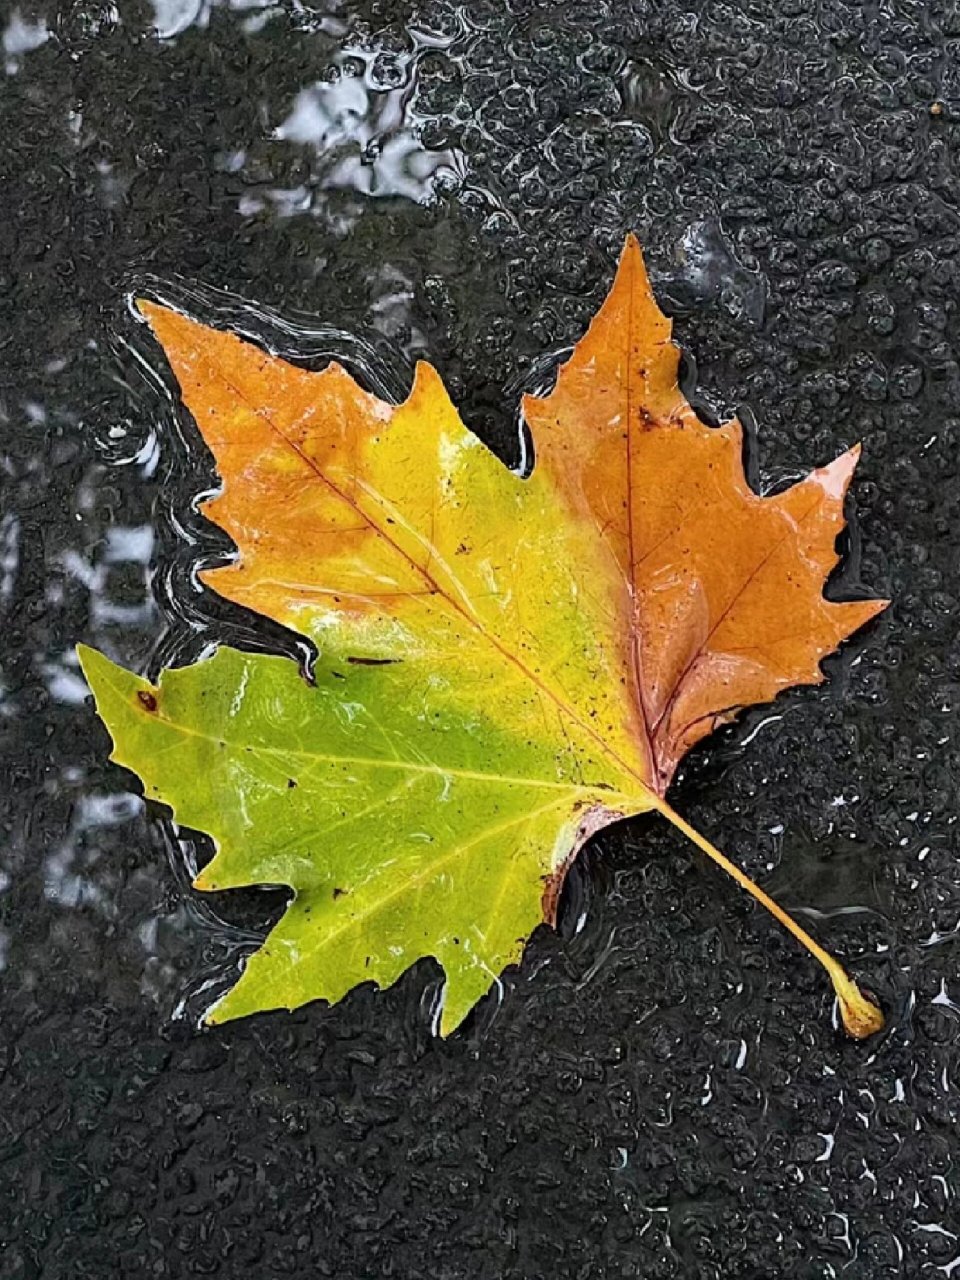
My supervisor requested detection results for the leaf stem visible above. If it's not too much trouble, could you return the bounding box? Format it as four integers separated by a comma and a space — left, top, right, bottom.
653, 798, 884, 1039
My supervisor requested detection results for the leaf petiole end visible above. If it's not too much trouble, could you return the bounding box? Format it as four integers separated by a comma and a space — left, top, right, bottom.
828, 968, 884, 1040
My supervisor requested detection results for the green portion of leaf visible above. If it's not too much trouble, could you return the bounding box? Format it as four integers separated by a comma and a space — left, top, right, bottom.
78, 643, 649, 1032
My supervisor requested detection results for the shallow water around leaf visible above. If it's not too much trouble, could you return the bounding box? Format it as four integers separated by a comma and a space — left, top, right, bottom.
2, 3, 958, 1277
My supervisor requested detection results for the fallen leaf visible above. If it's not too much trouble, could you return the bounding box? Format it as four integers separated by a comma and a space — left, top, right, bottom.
78, 236, 888, 1037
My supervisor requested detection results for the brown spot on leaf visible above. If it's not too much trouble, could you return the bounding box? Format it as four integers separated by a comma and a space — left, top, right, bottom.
541, 804, 624, 926
346, 655, 400, 667
541, 865, 568, 927
137, 690, 158, 712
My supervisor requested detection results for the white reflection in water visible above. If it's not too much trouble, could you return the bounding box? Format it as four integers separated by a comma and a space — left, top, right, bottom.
667, 218, 768, 327
278, 74, 370, 151
56, 524, 157, 634
44, 792, 144, 908
0, 512, 19, 609
149, 0, 282, 40
267, 50, 464, 209
105, 524, 155, 564
3, 8, 49, 74
42, 658, 91, 706
150, 0, 206, 39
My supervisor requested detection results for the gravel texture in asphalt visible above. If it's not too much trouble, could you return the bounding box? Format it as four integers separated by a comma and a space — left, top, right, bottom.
2, 2, 956, 1276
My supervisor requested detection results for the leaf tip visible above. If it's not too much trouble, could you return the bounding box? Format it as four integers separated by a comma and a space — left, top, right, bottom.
621, 230, 643, 259
411, 358, 447, 396
75, 642, 126, 698
860, 595, 892, 626
75, 641, 97, 680
402, 359, 462, 426
134, 297, 161, 325
810, 441, 870, 508
201, 988, 239, 1028
616, 230, 649, 282
437, 995, 471, 1039
606, 231, 663, 331
134, 298, 199, 354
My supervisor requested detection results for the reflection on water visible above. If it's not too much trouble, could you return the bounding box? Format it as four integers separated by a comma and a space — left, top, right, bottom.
3, 7, 48, 74
44, 791, 144, 909
148, 0, 280, 42
149, 0, 209, 41
662, 218, 767, 328
0, 512, 19, 609
270, 45, 465, 208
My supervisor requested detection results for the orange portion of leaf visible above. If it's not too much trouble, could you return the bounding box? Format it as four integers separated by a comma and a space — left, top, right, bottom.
524, 237, 887, 789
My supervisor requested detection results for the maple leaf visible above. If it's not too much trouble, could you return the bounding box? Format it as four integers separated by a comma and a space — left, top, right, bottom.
78, 236, 888, 1037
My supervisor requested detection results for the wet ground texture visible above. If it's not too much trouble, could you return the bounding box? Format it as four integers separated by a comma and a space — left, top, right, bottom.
3, 1, 960, 1276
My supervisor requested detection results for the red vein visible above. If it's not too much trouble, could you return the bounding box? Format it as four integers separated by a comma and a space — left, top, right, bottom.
623, 254, 657, 783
